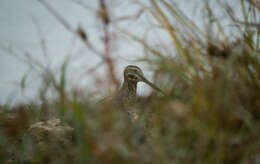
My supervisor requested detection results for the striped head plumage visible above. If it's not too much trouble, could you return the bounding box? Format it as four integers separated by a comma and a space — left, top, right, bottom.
117, 65, 165, 105
114, 65, 166, 122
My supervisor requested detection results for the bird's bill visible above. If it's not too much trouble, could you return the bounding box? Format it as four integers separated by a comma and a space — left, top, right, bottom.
139, 75, 166, 95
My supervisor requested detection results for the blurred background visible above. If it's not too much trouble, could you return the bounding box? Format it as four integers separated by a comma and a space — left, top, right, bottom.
1, 0, 260, 163
0, 0, 240, 104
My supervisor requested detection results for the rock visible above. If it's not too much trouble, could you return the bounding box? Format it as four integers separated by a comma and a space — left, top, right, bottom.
28, 118, 73, 146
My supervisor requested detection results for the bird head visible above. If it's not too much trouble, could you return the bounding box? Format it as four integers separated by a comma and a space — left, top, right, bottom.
123, 65, 166, 95
124, 65, 144, 82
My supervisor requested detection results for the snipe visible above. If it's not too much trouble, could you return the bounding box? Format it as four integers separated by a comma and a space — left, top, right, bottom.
114, 65, 165, 121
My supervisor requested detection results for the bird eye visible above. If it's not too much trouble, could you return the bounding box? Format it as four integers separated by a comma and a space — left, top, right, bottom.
129, 74, 135, 78
128, 74, 138, 80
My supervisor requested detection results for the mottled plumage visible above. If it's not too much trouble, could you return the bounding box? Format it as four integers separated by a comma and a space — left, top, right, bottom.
114, 65, 165, 121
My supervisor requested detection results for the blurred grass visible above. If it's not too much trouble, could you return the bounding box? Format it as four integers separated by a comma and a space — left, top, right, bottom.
1, 0, 260, 163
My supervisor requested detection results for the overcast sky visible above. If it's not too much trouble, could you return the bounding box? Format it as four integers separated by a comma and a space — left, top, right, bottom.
0, 0, 241, 105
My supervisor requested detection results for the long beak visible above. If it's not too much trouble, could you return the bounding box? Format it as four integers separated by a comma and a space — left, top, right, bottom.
138, 74, 166, 96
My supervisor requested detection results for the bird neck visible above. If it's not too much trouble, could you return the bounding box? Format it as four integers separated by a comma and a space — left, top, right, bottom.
121, 78, 137, 98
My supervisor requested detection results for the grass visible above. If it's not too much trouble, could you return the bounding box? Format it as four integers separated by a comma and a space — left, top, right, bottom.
1, 0, 260, 163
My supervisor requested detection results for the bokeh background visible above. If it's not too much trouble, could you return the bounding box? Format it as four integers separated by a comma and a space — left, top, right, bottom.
0, 0, 240, 104
1, 0, 260, 163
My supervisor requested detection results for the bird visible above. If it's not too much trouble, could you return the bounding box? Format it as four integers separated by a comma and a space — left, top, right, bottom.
113, 65, 165, 121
